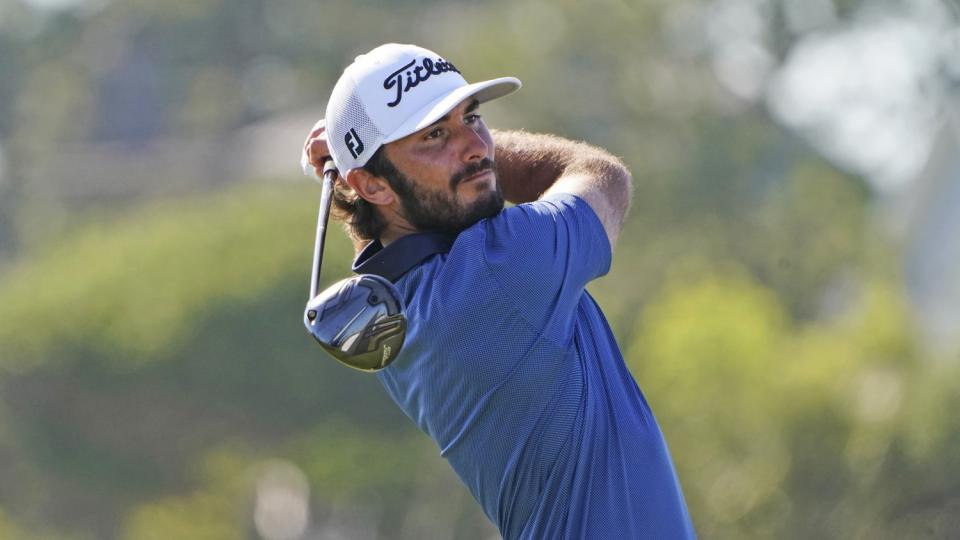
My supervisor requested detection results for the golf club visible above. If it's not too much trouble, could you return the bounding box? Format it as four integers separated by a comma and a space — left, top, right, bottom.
303, 159, 407, 372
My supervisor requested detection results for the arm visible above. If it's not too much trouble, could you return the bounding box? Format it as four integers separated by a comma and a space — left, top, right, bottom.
491, 129, 633, 249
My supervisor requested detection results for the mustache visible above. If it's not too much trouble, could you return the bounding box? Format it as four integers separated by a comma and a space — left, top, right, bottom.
450, 158, 497, 190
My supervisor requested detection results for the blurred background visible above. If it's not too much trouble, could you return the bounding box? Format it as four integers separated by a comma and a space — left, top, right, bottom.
0, 0, 958, 538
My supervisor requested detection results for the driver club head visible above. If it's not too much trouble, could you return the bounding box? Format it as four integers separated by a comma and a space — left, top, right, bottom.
303, 274, 407, 372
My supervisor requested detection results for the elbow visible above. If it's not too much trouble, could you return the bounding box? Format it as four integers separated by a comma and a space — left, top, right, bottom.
605, 157, 633, 216
623, 166, 634, 211
616, 161, 633, 197
576, 153, 633, 217
590, 155, 633, 240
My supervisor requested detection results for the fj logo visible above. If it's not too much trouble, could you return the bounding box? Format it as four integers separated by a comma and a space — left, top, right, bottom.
345, 128, 364, 158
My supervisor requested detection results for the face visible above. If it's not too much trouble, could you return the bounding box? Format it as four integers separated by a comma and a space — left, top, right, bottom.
379, 98, 504, 234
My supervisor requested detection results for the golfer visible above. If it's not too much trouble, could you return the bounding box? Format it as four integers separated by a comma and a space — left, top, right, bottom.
302, 43, 695, 539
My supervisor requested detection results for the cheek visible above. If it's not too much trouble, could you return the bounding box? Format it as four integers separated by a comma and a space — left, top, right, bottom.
394, 154, 448, 189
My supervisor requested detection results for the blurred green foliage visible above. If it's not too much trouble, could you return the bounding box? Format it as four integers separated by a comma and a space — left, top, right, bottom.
0, 184, 326, 367
0, 0, 957, 538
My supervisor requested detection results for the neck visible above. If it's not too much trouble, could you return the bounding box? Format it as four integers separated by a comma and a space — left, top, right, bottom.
379, 222, 418, 247
376, 205, 418, 247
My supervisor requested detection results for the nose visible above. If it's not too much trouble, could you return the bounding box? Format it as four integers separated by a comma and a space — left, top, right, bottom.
458, 123, 490, 164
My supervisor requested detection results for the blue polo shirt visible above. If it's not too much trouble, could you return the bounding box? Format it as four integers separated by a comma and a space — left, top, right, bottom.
353, 193, 695, 539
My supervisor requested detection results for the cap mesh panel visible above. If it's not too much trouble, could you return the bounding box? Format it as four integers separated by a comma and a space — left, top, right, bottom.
328, 91, 385, 171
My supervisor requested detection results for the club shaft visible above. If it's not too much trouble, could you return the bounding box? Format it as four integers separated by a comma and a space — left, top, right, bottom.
309, 161, 338, 300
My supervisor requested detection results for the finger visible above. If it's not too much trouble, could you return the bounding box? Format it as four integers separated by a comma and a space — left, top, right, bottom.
308, 136, 329, 153
308, 139, 331, 166
303, 118, 326, 146
300, 143, 314, 177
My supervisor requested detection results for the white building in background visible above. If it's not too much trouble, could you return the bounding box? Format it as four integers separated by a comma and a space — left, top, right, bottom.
900, 112, 960, 354
745, 0, 960, 355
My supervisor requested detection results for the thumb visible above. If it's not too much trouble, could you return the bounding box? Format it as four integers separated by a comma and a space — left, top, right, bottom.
300, 118, 327, 177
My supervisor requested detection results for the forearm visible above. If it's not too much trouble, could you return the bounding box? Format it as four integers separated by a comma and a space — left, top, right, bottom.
492, 129, 566, 203
492, 129, 632, 247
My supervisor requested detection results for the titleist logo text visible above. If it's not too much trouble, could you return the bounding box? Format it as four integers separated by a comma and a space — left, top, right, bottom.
383, 57, 461, 107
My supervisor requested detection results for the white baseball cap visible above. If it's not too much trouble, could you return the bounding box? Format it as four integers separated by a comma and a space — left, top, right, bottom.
322, 43, 521, 172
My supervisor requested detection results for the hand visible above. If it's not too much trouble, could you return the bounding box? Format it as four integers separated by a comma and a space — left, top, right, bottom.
300, 118, 331, 179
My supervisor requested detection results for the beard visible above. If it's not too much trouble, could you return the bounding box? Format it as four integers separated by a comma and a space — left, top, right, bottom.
384, 158, 505, 234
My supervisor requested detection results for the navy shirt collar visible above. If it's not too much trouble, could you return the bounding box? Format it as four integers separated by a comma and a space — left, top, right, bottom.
352, 231, 458, 282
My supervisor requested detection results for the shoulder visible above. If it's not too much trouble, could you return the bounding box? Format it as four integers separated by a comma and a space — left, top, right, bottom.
461, 193, 608, 251
461, 193, 611, 273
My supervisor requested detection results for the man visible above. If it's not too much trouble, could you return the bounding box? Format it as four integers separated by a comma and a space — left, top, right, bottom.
302, 43, 695, 539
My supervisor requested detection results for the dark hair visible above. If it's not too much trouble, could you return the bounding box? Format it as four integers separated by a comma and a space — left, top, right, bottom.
331, 146, 396, 244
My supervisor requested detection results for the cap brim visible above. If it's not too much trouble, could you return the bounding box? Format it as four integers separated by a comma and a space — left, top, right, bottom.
381, 77, 521, 145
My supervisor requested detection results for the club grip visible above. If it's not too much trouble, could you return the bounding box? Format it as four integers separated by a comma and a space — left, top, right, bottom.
323, 159, 338, 179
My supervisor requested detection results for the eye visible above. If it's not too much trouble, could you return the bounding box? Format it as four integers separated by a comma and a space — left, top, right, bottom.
424, 127, 445, 140
465, 113, 482, 125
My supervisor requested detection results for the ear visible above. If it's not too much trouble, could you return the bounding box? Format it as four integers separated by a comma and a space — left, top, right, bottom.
343, 168, 397, 206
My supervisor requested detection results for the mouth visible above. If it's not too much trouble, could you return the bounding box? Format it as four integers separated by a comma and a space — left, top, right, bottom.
460, 169, 493, 185
450, 158, 498, 190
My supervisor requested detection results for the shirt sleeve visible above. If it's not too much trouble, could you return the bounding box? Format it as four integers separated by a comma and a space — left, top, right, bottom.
477, 192, 612, 345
